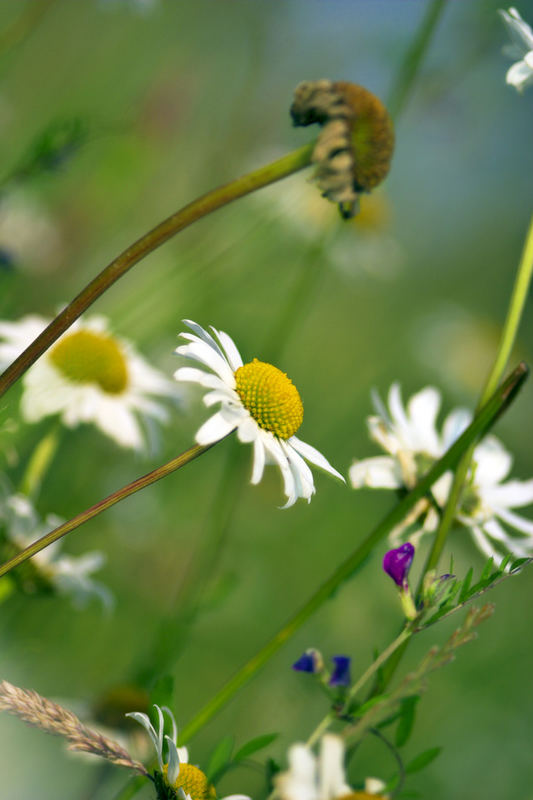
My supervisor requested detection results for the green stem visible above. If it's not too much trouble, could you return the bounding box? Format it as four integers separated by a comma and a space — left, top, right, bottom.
306, 627, 412, 748
0, 144, 314, 401
0, 442, 215, 580
179, 362, 526, 744
387, 0, 448, 119
424, 214, 533, 576
18, 424, 61, 499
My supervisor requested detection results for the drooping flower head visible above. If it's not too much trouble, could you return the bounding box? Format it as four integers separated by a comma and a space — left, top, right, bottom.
0, 314, 180, 451
290, 80, 394, 218
383, 543, 415, 589
350, 383, 533, 563
174, 321, 344, 508
499, 7, 533, 92
127, 704, 250, 800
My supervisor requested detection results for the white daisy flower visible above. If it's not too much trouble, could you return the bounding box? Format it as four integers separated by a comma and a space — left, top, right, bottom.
174, 320, 344, 508
499, 7, 533, 92
349, 384, 533, 562
126, 704, 250, 800
275, 734, 388, 799
0, 492, 111, 608
0, 314, 179, 451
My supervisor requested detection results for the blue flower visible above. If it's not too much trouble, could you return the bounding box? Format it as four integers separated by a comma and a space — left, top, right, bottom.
329, 656, 351, 687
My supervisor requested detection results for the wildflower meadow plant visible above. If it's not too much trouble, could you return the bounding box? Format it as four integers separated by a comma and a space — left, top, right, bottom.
0, 4, 532, 800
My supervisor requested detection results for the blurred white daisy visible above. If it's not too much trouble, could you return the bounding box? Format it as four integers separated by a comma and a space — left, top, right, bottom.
174, 320, 344, 508
0, 492, 111, 608
0, 191, 64, 274
275, 734, 388, 799
349, 384, 533, 562
499, 7, 533, 92
258, 175, 403, 281
0, 314, 179, 451
127, 704, 249, 800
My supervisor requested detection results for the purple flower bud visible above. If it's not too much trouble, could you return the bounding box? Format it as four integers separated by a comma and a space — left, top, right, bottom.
329, 655, 351, 687
292, 649, 323, 673
383, 543, 415, 588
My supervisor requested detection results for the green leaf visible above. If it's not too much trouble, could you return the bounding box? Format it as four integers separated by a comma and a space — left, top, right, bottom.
406, 746, 442, 773
205, 735, 234, 783
233, 733, 279, 762
511, 557, 530, 572
395, 696, 419, 747
458, 567, 473, 603
480, 557, 495, 584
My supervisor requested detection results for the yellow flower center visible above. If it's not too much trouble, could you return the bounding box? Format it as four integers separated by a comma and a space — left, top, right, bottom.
234, 358, 303, 440
50, 329, 128, 395
164, 763, 216, 800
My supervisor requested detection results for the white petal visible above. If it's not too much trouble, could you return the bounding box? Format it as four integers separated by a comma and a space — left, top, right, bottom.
493, 506, 533, 537
165, 736, 181, 785
349, 456, 402, 489
262, 434, 297, 508
500, 8, 533, 52
125, 712, 161, 768
431, 470, 453, 507
441, 408, 471, 450
181, 320, 225, 359
483, 518, 531, 557
282, 440, 315, 502
203, 389, 237, 408
319, 734, 351, 798
406, 386, 441, 455
174, 367, 229, 391
387, 383, 411, 442
481, 479, 533, 509
195, 411, 238, 445
96, 402, 144, 450
236, 415, 260, 443
506, 59, 533, 90
177, 746, 189, 763
211, 327, 244, 371
473, 436, 512, 485
289, 436, 344, 482
251, 436, 266, 484
277, 744, 317, 800
176, 340, 235, 386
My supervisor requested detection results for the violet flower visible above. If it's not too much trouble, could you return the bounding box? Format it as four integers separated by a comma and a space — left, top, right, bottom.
329, 656, 351, 687
383, 542, 415, 588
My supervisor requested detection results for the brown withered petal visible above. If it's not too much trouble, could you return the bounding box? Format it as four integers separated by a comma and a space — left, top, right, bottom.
291, 80, 394, 218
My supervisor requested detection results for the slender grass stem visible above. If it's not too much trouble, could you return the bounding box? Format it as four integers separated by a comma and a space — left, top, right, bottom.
0, 442, 216, 579
424, 213, 533, 576
387, 0, 448, 119
0, 144, 314, 400
179, 362, 526, 744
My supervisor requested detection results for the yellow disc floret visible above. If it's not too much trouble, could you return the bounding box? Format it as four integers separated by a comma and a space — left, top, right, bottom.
234, 358, 303, 440
50, 329, 128, 395
163, 763, 216, 800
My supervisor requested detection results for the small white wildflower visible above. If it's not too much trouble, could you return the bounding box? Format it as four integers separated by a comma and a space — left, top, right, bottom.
349, 384, 533, 562
0, 492, 111, 608
127, 704, 250, 800
499, 7, 533, 91
174, 320, 344, 508
0, 314, 180, 451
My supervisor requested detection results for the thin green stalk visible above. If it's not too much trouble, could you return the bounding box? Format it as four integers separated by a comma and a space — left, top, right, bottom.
18, 424, 61, 499
0, 144, 314, 400
424, 214, 533, 575
179, 362, 526, 744
306, 627, 412, 748
387, 0, 448, 120
0, 442, 215, 580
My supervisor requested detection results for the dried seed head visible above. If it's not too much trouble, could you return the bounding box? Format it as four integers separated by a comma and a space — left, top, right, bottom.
0, 680, 148, 776
291, 80, 394, 218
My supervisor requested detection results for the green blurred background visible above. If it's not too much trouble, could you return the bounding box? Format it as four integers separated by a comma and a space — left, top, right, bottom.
0, 1, 532, 798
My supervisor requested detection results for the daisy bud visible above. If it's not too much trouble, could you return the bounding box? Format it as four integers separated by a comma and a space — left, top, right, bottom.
329, 655, 351, 687
292, 648, 324, 674
383, 543, 414, 588
290, 79, 394, 218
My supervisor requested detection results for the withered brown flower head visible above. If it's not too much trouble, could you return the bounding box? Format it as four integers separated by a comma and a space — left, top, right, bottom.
291, 79, 394, 219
